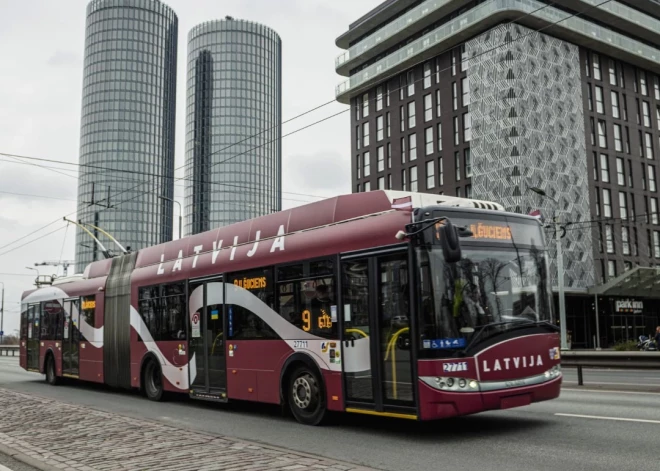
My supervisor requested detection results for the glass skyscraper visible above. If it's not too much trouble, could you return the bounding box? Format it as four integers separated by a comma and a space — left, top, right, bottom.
75, 0, 177, 273
184, 17, 282, 236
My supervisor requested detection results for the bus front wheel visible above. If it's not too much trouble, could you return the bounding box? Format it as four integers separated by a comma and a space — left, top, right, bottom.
287, 365, 326, 426
143, 360, 164, 401
45, 354, 58, 386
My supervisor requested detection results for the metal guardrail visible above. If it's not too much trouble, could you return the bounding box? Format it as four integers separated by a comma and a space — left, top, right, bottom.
561, 350, 660, 386
0, 345, 19, 357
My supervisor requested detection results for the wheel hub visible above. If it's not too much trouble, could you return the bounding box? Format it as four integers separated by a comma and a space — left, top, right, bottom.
292, 376, 314, 409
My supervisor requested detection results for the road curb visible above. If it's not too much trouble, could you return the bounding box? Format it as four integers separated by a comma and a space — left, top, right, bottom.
0, 441, 74, 471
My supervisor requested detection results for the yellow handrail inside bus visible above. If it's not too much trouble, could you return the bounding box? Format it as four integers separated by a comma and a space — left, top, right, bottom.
345, 328, 368, 339
211, 332, 223, 356
384, 327, 410, 399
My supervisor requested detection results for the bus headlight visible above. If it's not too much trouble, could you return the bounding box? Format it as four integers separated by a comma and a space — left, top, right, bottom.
422, 376, 480, 392
458, 378, 466, 388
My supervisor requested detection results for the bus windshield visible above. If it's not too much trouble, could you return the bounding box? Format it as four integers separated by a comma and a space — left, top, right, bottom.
416, 239, 553, 352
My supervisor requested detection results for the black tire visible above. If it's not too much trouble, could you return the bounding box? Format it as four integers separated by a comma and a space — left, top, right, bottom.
45, 354, 59, 386
287, 365, 326, 426
144, 360, 164, 401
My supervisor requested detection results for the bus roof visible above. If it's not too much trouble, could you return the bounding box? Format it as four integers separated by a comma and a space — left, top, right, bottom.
81, 190, 504, 279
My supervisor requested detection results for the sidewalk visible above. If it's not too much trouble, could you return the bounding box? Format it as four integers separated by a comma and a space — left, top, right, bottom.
0, 388, 376, 471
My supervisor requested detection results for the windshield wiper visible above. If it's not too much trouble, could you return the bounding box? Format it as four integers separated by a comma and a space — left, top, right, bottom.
462, 319, 538, 353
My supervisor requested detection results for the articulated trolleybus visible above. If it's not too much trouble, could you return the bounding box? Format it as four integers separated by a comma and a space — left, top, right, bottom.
20, 190, 561, 425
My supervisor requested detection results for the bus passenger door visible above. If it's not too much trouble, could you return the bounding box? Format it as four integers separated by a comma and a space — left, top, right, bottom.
25, 304, 40, 371
62, 299, 80, 378
189, 279, 227, 400
341, 250, 416, 417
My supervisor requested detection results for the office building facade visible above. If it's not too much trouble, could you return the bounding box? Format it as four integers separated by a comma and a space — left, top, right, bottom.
336, 0, 660, 348
75, 0, 178, 273
184, 18, 282, 235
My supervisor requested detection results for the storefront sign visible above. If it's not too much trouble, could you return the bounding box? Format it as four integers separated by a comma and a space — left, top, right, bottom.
615, 299, 643, 313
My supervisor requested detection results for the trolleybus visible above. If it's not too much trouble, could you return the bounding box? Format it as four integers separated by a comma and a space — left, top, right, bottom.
19, 190, 561, 425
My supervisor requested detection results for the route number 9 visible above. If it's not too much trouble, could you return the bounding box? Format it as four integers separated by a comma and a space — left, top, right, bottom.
302, 309, 311, 332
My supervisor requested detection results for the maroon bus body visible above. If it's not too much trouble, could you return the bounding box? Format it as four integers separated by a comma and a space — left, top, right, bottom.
20, 191, 561, 422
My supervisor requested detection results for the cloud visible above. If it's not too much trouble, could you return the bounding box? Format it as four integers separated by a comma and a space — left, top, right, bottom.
47, 50, 82, 67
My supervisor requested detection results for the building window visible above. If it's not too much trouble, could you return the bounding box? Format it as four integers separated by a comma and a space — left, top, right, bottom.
364, 181, 371, 192
438, 157, 444, 186
611, 91, 620, 118
401, 137, 406, 164
400, 74, 405, 100
363, 122, 369, 147
593, 151, 599, 181
456, 187, 462, 198
461, 77, 470, 107
625, 126, 631, 153
377, 146, 384, 172
619, 63, 626, 88
645, 132, 654, 159
595, 86, 604, 114
436, 90, 441, 117
387, 142, 392, 168
424, 94, 432, 122
451, 50, 457, 76
460, 44, 468, 72
600, 154, 610, 182
401, 169, 407, 191
655, 75, 660, 100
465, 184, 472, 198
614, 124, 623, 152
362, 92, 369, 118
409, 133, 417, 161
437, 123, 443, 151
388, 173, 392, 189
408, 101, 416, 128
425, 127, 433, 155
598, 120, 607, 148
624, 261, 633, 272
378, 176, 385, 190
376, 116, 384, 141
386, 112, 391, 138
376, 86, 383, 111
641, 71, 648, 96
452, 82, 458, 110
356, 155, 361, 179
410, 166, 418, 191
656, 106, 660, 130
616, 157, 625, 185
407, 70, 415, 96
363, 151, 370, 177
423, 62, 432, 89
609, 59, 617, 86
400, 106, 405, 132
355, 99, 361, 121
608, 260, 616, 279
633, 227, 639, 256
356, 126, 360, 149
605, 224, 614, 253
587, 85, 593, 111
595, 187, 601, 216
603, 189, 612, 217
426, 160, 435, 189
643, 101, 651, 127
630, 193, 637, 220
619, 192, 628, 220
636, 99, 641, 125
435, 60, 440, 83
652, 197, 659, 224
453, 116, 460, 145
463, 112, 471, 142
590, 118, 596, 146
649, 165, 657, 192
465, 148, 472, 178
455, 151, 461, 181
593, 53, 601, 80
655, 231, 660, 258
642, 163, 647, 190
622, 94, 628, 121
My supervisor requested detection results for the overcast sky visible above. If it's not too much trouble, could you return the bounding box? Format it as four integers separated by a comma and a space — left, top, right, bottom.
0, 0, 380, 335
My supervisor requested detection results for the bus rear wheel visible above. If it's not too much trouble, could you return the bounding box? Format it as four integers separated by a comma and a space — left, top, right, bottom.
45, 355, 58, 386
143, 360, 164, 401
287, 365, 326, 426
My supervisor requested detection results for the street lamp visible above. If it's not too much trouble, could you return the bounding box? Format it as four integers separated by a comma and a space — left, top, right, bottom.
0, 282, 4, 345
528, 186, 568, 350
159, 196, 182, 240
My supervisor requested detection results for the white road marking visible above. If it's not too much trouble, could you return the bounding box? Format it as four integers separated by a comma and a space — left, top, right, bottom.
556, 413, 660, 424
563, 380, 660, 387
562, 388, 660, 396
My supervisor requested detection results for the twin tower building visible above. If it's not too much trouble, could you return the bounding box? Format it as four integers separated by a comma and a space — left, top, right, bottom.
75, 0, 281, 272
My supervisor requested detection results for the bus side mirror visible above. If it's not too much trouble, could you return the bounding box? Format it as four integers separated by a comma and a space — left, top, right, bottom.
439, 219, 462, 263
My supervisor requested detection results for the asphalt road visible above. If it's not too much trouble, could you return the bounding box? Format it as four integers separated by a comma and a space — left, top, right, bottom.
1, 356, 659, 471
